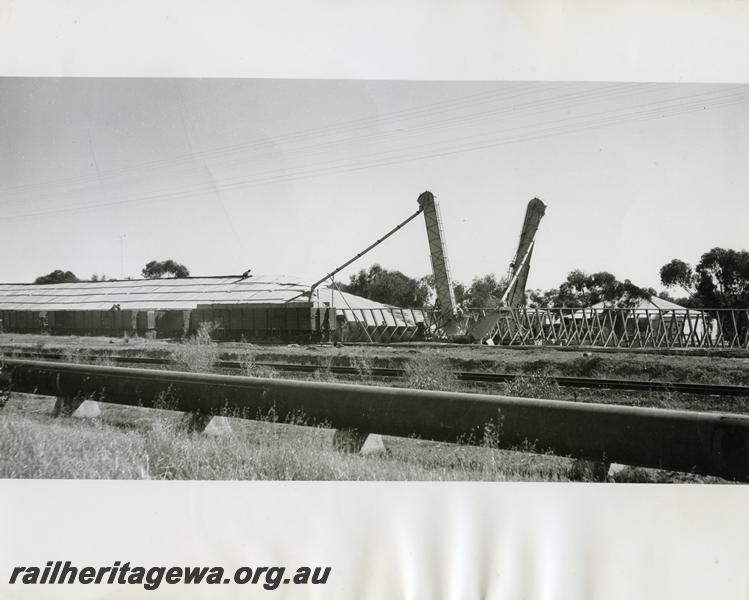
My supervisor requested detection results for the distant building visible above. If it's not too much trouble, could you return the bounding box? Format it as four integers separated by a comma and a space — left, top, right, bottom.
577, 296, 717, 345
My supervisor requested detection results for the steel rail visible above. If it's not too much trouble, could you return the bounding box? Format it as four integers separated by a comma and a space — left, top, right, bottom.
1, 358, 748, 480
3, 351, 749, 397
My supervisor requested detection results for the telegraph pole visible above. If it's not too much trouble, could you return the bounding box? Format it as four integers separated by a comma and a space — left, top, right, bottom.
119, 234, 126, 279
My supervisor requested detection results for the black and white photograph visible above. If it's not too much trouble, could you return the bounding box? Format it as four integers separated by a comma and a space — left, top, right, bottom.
1, 77, 747, 483
2, 4, 749, 598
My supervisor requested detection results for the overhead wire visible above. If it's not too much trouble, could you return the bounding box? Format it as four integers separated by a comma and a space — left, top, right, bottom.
0, 82, 689, 209
3, 85, 748, 222
0, 81, 700, 206
0, 82, 567, 207
174, 80, 245, 256
0, 83, 540, 196
3, 81, 645, 204
6, 91, 748, 222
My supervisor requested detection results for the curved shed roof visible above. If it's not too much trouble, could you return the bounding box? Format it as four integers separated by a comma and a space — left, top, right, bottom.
0, 275, 391, 312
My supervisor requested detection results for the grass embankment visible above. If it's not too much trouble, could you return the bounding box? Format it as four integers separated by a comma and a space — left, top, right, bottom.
0, 331, 743, 482
0, 397, 722, 483
0, 394, 576, 481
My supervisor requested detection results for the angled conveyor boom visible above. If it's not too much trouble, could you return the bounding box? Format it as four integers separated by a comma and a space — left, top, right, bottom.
501, 197, 547, 307
292, 190, 461, 338
467, 197, 547, 343
418, 191, 458, 323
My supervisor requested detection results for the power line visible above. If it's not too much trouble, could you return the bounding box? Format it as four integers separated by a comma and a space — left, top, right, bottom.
0, 83, 540, 196
0, 82, 717, 209
7, 81, 667, 206
2, 86, 747, 222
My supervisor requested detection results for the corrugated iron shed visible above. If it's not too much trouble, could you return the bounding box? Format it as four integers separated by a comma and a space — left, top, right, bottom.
0, 275, 391, 312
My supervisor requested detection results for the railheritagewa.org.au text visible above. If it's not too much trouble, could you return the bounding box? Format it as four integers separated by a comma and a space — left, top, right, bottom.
9, 561, 331, 591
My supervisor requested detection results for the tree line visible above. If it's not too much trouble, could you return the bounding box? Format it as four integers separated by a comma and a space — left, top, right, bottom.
338, 264, 657, 310
31, 247, 748, 309
339, 246, 748, 310
33, 260, 191, 284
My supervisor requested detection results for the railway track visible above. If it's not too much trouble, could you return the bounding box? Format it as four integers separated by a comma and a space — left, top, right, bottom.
2, 350, 748, 397
2, 357, 749, 481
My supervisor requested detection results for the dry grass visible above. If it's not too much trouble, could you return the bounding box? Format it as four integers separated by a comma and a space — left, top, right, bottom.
350, 350, 374, 384
0, 391, 729, 482
403, 355, 459, 391
239, 354, 278, 379
0, 393, 579, 481
172, 322, 219, 372
0, 332, 742, 483
0, 413, 146, 479
3, 332, 749, 387
503, 372, 562, 400
310, 355, 338, 383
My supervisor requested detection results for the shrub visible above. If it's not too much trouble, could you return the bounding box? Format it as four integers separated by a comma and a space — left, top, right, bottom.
172, 322, 219, 373
504, 372, 561, 400
568, 354, 603, 377
311, 356, 337, 383
404, 355, 458, 391
239, 354, 277, 379
351, 352, 374, 384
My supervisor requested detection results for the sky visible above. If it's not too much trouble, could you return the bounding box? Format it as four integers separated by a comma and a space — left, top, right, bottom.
1, 78, 747, 293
